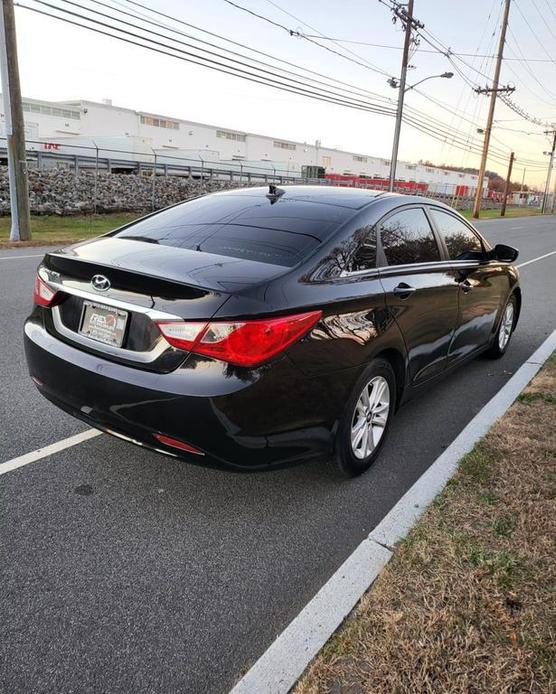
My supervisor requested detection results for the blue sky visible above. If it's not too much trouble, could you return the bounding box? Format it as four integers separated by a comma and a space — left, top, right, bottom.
15, 0, 556, 186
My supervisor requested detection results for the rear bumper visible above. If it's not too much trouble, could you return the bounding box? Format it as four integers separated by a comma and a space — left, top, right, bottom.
24, 318, 344, 471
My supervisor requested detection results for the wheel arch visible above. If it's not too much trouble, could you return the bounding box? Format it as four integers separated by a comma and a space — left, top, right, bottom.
373, 347, 406, 410
512, 285, 522, 326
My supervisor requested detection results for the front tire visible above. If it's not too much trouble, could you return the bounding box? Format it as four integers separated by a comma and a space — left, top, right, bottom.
487, 294, 516, 359
333, 358, 396, 477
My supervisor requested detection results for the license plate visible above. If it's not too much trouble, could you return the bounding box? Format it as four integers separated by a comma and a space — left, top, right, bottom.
79, 301, 128, 347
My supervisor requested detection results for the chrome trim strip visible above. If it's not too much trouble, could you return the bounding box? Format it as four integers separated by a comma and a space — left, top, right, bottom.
39, 266, 182, 322
378, 260, 481, 275
339, 268, 380, 279
340, 259, 481, 278
52, 306, 170, 363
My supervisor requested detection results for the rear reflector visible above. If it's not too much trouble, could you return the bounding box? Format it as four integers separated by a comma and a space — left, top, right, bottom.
154, 433, 205, 456
156, 310, 322, 367
33, 274, 59, 307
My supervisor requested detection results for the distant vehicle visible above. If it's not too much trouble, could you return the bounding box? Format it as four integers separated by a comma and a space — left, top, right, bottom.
25, 186, 520, 476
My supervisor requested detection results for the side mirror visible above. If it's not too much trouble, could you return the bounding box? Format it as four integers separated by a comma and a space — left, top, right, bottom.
491, 243, 519, 263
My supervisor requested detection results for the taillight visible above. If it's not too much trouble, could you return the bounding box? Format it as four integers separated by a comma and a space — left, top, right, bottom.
156, 310, 322, 367
33, 274, 59, 307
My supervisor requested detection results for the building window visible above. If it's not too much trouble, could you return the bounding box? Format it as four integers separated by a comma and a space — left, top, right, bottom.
22, 102, 80, 119
273, 140, 296, 151
353, 154, 368, 163
216, 129, 246, 142
322, 155, 331, 167
140, 115, 179, 130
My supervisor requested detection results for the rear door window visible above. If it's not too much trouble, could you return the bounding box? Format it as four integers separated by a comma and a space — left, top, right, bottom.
380, 208, 441, 265
428, 208, 483, 260
113, 194, 354, 267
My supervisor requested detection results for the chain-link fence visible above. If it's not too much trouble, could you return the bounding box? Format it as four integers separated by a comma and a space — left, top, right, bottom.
0, 137, 548, 216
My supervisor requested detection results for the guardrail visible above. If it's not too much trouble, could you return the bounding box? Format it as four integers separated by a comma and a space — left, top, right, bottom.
0, 137, 541, 215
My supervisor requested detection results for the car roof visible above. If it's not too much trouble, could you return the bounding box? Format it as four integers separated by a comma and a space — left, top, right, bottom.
213, 186, 467, 217
214, 185, 395, 210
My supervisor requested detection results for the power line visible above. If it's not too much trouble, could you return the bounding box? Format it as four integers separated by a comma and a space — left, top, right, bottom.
116, 0, 395, 106
19, 1, 395, 116
513, 0, 556, 64
75, 0, 396, 108
58, 0, 517, 161
504, 33, 556, 105
294, 37, 555, 62
221, 0, 394, 77
17, 0, 546, 170
528, 0, 556, 42
260, 0, 396, 77
217, 0, 533, 162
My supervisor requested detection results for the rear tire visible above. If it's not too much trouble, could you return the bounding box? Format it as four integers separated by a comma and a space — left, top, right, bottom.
486, 294, 516, 359
333, 358, 396, 478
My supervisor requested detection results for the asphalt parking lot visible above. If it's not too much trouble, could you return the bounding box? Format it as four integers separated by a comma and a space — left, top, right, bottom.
1, 214, 555, 694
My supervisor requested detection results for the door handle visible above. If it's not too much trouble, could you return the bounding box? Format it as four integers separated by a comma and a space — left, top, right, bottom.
459, 280, 473, 293
393, 283, 416, 298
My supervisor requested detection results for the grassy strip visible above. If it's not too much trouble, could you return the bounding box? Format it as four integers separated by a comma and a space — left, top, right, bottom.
295, 354, 556, 694
460, 208, 543, 220
0, 213, 141, 248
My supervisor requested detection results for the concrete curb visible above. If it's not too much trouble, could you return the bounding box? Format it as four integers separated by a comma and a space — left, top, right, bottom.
230, 330, 556, 694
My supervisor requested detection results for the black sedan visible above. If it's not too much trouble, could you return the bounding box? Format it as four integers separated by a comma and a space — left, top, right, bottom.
24, 186, 520, 476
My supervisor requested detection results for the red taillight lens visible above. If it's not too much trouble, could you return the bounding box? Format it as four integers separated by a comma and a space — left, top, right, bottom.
156, 310, 322, 367
33, 275, 59, 307
154, 433, 205, 456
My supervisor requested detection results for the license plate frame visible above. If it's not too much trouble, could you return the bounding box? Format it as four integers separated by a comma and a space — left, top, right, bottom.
79, 301, 129, 348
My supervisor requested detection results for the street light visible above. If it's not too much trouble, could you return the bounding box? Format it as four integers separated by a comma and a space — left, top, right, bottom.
388, 71, 454, 191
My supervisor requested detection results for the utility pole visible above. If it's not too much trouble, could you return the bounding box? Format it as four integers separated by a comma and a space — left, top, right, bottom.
472, 0, 513, 219
0, 0, 31, 241
541, 130, 556, 214
500, 151, 514, 217
388, 0, 418, 192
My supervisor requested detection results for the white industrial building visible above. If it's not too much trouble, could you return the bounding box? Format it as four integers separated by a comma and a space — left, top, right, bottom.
1, 96, 486, 193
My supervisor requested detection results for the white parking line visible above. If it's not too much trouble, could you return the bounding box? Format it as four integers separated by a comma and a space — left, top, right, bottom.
230, 329, 556, 694
0, 253, 43, 260
516, 250, 556, 268
0, 429, 101, 476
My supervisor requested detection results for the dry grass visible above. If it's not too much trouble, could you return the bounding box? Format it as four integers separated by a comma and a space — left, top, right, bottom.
0, 212, 140, 248
295, 355, 556, 694
460, 208, 544, 220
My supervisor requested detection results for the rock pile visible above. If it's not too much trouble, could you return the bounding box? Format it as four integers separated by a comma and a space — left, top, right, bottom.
0, 166, 262, 215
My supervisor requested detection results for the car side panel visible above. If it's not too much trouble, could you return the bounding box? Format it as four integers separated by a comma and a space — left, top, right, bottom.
379, 264, 460, 384
448, 261, 511, 360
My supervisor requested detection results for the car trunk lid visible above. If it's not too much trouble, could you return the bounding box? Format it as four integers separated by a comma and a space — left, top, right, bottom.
39, 238, 285, 372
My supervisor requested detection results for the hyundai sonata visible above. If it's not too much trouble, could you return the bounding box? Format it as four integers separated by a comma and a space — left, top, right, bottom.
24, 186, 520, 476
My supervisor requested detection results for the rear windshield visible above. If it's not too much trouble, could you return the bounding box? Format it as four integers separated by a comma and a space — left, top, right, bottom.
113, 194, 353, 266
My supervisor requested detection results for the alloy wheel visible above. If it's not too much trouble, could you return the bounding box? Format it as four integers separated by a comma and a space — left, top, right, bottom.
350, 376, 391, 460
498, 301, 514, 351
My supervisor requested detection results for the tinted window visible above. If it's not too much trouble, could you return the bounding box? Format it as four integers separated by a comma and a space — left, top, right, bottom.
429, 209, 483, 260
380, 208, 441, 265
349, 226, 377, 272
113, 194, 354, 267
